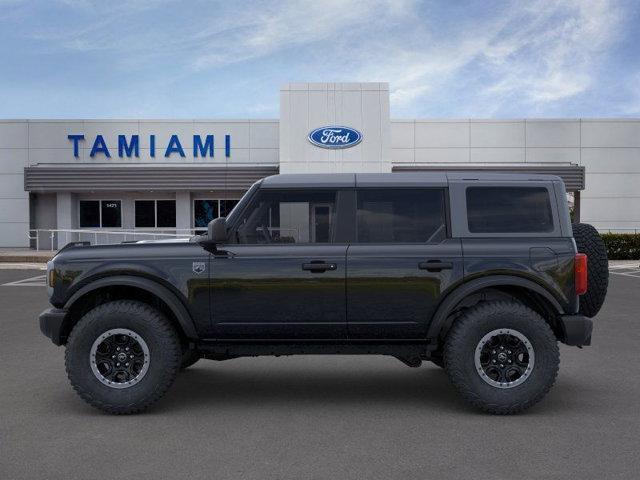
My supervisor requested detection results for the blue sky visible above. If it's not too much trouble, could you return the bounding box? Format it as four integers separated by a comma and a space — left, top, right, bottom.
0, 0, 638, 118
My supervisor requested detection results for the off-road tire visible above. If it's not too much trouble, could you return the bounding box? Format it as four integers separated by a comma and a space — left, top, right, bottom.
180, 349, 201, 370
65, 300, 181, 414
444, 301, 560, 414
572, 222, 609, 318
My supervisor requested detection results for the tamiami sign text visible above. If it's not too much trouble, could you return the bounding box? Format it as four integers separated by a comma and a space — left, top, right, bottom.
67, 134, 232, 158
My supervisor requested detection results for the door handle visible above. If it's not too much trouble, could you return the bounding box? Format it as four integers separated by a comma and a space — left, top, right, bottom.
418, 260, 453, 272
302, 262, 337, 272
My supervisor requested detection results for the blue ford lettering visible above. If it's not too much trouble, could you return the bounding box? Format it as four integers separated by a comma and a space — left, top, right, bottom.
67, 134, 232, 158
308, 126, 362, 149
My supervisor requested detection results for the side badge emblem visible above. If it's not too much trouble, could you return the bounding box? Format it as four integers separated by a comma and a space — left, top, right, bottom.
192, 262, 206, 274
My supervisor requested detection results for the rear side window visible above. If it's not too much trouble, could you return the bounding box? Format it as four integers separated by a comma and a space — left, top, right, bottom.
356, 189, 446, 243
466, 187, 553, 233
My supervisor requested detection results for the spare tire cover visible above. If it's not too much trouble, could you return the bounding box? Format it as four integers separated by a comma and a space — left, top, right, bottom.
572, 223, 609, 317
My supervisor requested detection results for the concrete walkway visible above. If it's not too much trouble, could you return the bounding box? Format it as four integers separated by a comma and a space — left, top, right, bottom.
0, 248, 56, 263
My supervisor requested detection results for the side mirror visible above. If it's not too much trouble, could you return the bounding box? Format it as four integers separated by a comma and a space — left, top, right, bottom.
207, 217, 227, 244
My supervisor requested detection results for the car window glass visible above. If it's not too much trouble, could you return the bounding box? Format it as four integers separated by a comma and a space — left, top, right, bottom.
356, 189, 446, 243
235, 190, 337, 244
466, 187, 553, 233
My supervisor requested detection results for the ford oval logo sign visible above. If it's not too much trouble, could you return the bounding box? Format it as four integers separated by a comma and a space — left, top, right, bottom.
308, 126, 362, 149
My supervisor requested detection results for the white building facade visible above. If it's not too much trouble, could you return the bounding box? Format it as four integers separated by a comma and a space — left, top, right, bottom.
1, 82, 639, 248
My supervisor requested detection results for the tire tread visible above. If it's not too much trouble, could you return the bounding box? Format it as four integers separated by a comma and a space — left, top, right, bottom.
572, 222, 609, 318
444, 301, 560, 415
65, 300, 181, 415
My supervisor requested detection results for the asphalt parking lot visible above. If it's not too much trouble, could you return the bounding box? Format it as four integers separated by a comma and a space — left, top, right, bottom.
1, 267, 639, 480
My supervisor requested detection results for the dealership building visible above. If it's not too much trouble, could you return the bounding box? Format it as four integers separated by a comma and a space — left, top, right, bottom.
0, 82, 639, 248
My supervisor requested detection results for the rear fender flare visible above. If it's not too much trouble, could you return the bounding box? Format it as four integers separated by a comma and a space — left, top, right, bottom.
427, 275, 564, 340
64, 275, 198, 339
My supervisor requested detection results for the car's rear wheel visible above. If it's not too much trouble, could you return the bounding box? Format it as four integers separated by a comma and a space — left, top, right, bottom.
65, 300, 181, 414
444, 301, 559, 414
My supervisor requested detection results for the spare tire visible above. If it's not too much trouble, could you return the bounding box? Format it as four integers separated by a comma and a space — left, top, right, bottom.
572, 223, 609, 317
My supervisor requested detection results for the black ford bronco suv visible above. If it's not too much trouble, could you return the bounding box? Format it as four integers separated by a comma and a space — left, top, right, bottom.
39, 172, 609, 414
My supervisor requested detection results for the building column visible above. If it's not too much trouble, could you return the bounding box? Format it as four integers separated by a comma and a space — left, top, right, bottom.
175, 191, 191, 233
56, 192, 77, 248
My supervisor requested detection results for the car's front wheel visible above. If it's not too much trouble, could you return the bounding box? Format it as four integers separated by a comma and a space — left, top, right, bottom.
443, 301, 560, 414
65, 300, 181, 414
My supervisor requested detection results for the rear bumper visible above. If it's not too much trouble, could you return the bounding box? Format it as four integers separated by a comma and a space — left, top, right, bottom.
39, 308, 67, 346
559, 314, 593, 346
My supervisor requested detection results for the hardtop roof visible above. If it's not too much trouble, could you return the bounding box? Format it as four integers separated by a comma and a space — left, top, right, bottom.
260, 172, 563, 188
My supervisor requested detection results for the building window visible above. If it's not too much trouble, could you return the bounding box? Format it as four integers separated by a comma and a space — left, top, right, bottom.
466, 187, 553, 233
194, 200, 219, 229
356, 189, 446, 243
135, 201, 155, 228
220, 199, 240, 217
135, 200, 176, 228
193, 199, 240, 231
79, 200, 122, 228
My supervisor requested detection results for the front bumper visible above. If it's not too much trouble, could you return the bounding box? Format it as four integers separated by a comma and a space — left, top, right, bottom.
39, 308, 68, 346
559, 314, 593, 346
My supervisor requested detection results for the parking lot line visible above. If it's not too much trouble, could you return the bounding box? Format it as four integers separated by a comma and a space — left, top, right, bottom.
611, 271, 640, 279
609, 263, 640, 279
609, 263, 640, 270
1, 274, 46, 287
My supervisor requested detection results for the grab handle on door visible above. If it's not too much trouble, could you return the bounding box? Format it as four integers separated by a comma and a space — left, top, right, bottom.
302, 261, 337, 273
418, 260, 453, 272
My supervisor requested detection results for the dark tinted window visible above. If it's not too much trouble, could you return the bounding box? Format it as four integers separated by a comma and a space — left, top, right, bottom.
101, 201, 121, 228
156, 200, 176, 228
235, 190, 336, 244
194, 200, 219, 228
220, 199, 239, 217
135, 201, 155, 228
79, 201, 100, 228
356, 189, 446, 243
466, 187, 553, 233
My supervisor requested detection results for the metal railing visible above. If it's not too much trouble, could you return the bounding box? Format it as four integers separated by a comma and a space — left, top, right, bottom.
27, 228, 198, 251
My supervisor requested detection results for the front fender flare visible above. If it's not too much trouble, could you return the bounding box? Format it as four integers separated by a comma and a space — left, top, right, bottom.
426, 275, 565, 340
64, 275, 198, 339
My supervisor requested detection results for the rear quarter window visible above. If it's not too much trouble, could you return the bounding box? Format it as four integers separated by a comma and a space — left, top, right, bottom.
466, 186, 554, 233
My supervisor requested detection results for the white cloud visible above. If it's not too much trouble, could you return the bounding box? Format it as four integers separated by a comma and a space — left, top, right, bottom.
479, 0, 622, 105
362, 0, 623, 114
8, 0, 629, 117
190, 0, 414, 70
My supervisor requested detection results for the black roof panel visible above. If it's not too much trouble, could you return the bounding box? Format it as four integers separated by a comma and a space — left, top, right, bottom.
260, 171, 560, 189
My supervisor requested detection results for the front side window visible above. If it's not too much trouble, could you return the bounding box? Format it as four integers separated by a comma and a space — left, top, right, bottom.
466, 187, 553, 233
356, 189, 446, 243
234, 190, 337, 244
79, 200, 121, 228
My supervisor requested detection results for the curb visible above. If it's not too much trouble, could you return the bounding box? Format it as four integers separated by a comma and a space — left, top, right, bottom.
0, 255, 53, 263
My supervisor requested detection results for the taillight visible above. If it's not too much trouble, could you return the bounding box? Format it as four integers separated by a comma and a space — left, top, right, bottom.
575, 253, 588, 295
